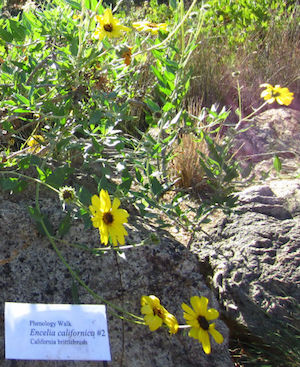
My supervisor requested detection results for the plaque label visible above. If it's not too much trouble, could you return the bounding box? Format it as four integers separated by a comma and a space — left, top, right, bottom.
5, 303, 111, 361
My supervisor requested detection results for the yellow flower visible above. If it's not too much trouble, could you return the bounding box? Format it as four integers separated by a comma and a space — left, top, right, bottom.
93, 9, 130, 41
72, 14, 81, 20
260, 83, 294, 106
89, 189, 129, 246
141, 295, 178, 334
132, 20, 168, 35
27, 135, 45, 153
182, 296, 224, 354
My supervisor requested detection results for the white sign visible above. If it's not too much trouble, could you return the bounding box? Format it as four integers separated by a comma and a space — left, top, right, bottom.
5, 303, 111, 361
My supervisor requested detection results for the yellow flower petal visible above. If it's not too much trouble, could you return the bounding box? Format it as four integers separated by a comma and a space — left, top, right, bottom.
260, 83, 272, 88
189, 327, 200, 339
91, 195, 101, 210
191, 296, 208, 316
141, 304, 153, 314
144, 314, 163, 331
103, 8, 113, 24
182, 302, 197, 318
164, 313, 179, 334
206, 308, 219, 320
200, 329, 211, 354
100, 189, 111, 211
132, 20, 167, 35
209, 324, 224, 344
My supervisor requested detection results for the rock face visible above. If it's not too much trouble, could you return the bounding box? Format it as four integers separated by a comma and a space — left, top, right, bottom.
234, 108, 300, 179
192, 179, 300, 353
235, 108, 300, 162
0, 195, 233, 367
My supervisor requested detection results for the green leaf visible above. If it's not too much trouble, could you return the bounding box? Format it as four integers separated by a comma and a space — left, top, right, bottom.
162, 102, 175, 112
90, 110, 103, 125
98, 176, 116, 193
14, 93, 30, 106
92, 137, 103, 153
56, 137, 72, 152
169, 0, 177, 10
119, 170, 133, 194
145, 98, 161, 113
151, 65, 166, 84
8, 19, 27, 42
273, 155, 282, 173
135, 168, 143, 183
58, 213, 72, 237
0, 177, 27, 193
64, 0, 82, 10
0, 28, 13, 42
158, 85, 172, 96
22, 13, 39, 32
27, 206, 54, 236
69, 37, 78, 56
36, 166, 47, 182
163, 110, 181, 129
150, 176, 163, 197
19, 155, 42, 169
85, 0, 98, 11
78, 186, 92, 206
45, 166, 73, 189
27, 206, 42, 223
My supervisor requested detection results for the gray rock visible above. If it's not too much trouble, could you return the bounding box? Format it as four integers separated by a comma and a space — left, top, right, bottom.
235, 108, 300, 162
0, 195, 233, 367
192, 179, 300, 351
234, 108, 300, 179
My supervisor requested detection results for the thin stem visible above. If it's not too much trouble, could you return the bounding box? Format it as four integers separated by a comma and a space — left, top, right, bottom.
235, 101, 268, 131
40, 216, 143, 322
33, 183, 142, 322
180, 0, 185, 53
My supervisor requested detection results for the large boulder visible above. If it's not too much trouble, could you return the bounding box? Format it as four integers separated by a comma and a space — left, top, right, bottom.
0, 195, 233, 367
192, 179, 300, 356
234, 108, 300, 178
235, 108, 300, 161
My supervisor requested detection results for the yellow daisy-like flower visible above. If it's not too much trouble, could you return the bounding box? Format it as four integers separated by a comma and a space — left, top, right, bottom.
260, 83, 294, 106
182, 296, 224, 354
141, 295, 178, 334
132, 20, 168, 35
27, 135, 45, 153
93, 9, 130, 41
89, 189, 129, 246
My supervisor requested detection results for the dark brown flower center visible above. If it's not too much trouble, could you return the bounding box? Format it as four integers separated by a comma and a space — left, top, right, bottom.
272, 91, 280, 97
147, 23, 157, 28
198, 316, 209, 330
153, 307, 164, 319
104, 24, 113, 32
103, 212, 113, 225
63, 191, 73, 200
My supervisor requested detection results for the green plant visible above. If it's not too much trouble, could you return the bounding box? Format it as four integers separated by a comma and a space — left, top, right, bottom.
0, 0, 298, 364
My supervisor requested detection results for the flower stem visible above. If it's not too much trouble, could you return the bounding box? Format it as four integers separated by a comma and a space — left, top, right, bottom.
34, 183, 142, 322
